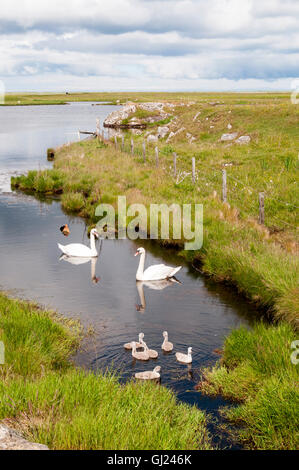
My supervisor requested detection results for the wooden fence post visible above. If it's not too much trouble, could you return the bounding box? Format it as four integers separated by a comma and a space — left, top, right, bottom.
173, 152, 177, 178
222, 169, 227, 203
155, 146, 159, 168
131, 139, 134, 156
114, 135, 118, 150
142, 140, 146, 162
96, 119, 100, 139
121, 135, 124, 152
259, 192, 265, 225
192, 157, 196, 184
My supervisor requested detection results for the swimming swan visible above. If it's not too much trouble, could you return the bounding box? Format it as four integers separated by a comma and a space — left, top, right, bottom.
139, 336, 159, 359
124, 333, 144, 350
131, 341, 150, 361
58, 228, 99, 257
135, 248, 182, 281
162, 331, 173, 352
135, 366, 161, 380
176, 347, 192, 364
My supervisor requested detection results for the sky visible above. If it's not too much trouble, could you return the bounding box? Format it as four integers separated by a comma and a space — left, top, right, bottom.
0, 0, 298, 92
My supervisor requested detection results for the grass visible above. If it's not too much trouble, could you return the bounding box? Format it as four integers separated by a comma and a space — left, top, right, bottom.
0, 292, 211, 450
198, 322, 299, 450
11, 94, 299, 327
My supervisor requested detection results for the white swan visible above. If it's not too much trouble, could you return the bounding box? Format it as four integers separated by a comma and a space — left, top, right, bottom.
176, 347, 192, 364
135, 366, 161, 381
135, 248, 182, 281
58, 228, 99, 257
162, 331, 173, 352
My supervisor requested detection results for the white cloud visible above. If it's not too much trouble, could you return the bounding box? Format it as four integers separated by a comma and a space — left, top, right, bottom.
0, 0, 298, 91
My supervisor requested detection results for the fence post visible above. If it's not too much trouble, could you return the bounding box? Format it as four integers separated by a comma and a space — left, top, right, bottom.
192, 157, 196, 184
142, 140, 146, 162
114, 135, 118, 150
173, 152, 177, 178
155, 146, 159, 168
96, 119, 100, 139
259, 192, 265, 225
121, 135, 124, 152
131, 139, 134, 156
222, 169, 227, 203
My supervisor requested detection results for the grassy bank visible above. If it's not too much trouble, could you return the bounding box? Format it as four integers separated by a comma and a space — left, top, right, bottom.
11, 93, 299, 327
0, 292, 211, 450
198, 322, 299, 450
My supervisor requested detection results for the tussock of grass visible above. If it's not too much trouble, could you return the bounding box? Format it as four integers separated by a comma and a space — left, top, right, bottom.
0, 293, 211, 450
198, 322, 299, 450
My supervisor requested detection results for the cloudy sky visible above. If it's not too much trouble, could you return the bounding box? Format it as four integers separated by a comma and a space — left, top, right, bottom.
1, 0, 298, 92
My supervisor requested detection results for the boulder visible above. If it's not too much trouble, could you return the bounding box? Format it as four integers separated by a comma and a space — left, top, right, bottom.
157, 126, 169, 139
147, 134, 158, 143
220, 133, 238, 142
0, 424, 49, 450
235, 135, 251, 144
166, 127, 185, 143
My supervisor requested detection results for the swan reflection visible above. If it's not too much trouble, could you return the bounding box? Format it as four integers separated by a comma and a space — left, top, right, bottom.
136, 278, 180, 312
60, 255, 100, 284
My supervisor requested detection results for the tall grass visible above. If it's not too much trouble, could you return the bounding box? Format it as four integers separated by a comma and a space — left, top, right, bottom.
198, 322, 299, 450
0, 293, 211, 450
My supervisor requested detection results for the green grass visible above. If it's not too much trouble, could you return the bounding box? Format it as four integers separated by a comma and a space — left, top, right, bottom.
0, 292, 211, 450
11, 96, 299, 327
198, 322, 299, 450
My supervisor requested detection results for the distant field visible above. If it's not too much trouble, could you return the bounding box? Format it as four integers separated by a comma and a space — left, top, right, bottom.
2, 91, 292, 106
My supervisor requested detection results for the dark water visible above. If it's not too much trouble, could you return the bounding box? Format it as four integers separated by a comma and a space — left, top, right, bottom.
0, 103, 257, 448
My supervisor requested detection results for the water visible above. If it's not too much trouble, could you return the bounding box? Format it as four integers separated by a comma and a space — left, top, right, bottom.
0, 103, 257, 448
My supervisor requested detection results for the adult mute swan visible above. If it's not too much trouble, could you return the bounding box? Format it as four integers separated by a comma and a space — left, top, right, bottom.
135, 248, 182, 281
58, 228, 99, 257
135, 366, 161, 381
176, 347, 192, 364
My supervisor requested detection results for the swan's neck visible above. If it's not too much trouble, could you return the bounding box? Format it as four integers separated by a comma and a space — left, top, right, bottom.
90, 233, 97, 256
136, 252, 146, 280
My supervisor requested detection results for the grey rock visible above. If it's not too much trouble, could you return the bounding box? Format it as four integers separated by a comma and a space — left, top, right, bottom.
157, 126, 169, 139
0, 424, 49, 450
220, 133, 238, 142
235, 135, 251, 144
147, 134, 158, 143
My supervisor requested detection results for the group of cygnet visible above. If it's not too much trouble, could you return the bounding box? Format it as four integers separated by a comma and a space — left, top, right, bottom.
124, 331, 192, 381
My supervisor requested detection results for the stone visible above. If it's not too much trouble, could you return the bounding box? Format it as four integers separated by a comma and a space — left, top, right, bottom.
166, 127, 185, 143
235, 135, 251, 144
220, 133, 238, 142
157, 126, 169, 139
147, 134, 158, 143
0, 424, 49, 450
227, 123, 232, 130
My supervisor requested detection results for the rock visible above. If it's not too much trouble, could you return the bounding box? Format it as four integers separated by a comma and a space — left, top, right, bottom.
193, 111, 201, 122
104, 102, 137, 127
147, 134, 158, 143
227, 123, 232, 130
0, 424, 49, 450
235, 135, 251, 144
166, 127, 185, 143
157, 126, 169, 139
220, 133, 238, 142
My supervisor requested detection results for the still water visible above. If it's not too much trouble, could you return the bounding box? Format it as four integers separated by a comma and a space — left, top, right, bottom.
0, 102, 257, 447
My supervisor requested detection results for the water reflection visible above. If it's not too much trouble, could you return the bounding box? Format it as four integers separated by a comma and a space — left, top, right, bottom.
60, 255, 101, 284
136, 279, 179, 312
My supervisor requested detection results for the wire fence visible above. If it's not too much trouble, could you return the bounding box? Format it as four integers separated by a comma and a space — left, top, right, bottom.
89, 124, 298, 233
